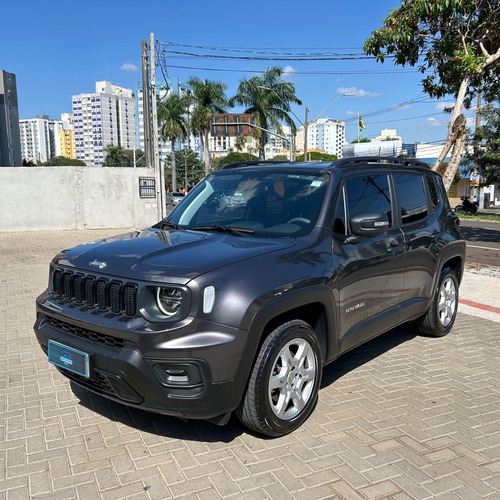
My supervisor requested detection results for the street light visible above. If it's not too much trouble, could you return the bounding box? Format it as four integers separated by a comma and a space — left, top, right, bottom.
258, 87, 355, 161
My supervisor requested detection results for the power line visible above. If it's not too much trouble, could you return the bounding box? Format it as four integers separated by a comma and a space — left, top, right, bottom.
163, 64, 418, 76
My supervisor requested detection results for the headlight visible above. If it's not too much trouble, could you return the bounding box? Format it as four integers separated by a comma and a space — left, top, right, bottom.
157, 287, 184, 317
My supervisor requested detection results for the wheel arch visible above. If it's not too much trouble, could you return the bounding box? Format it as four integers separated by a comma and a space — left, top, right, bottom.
237, 285, 337, 402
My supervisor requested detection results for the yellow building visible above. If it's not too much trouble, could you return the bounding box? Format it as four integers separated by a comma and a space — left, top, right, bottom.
59, 129, 76, 159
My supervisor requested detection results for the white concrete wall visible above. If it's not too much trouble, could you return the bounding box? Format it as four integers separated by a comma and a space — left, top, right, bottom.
0, 167, 160, 232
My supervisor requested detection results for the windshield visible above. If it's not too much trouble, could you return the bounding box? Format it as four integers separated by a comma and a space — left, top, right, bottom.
165, 169, 329, 238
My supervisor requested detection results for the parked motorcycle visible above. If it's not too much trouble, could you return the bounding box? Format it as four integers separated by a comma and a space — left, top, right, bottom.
455, 195, 478, 214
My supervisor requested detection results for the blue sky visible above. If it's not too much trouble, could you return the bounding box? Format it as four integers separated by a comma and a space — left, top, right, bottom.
2, 0, 474, 144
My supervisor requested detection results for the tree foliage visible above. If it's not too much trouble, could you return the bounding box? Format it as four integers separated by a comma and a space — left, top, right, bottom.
42, 156, 86, 166
212, 152, 260, 171
187, 77, 228, 176
364, 0, 500, 191
295, 152, 338, 162
157, 93, 190, 190
103, 146, 145, 167
463, 102, 500, 184
164, 148, 204, 192
229, 66, 302, 160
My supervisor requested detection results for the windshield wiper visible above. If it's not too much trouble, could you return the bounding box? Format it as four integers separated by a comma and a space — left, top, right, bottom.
160, 219, 184, 230
192, 224, 255, 236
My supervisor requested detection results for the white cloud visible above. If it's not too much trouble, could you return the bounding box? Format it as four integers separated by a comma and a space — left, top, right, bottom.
282, 65, 296, 81
423, 117, 444, 128
336, 86, 381, 98
345, 110, 358, 116
435, 102, 453, 113
120, 62, 139, 72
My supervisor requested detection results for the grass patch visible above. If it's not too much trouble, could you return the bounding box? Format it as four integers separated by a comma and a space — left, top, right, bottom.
457, 213, 500, 222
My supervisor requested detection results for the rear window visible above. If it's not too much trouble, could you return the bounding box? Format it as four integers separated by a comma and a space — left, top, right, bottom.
394, 174, 428, 224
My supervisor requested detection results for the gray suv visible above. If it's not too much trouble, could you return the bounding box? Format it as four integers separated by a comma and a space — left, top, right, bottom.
34, 157, 465, 437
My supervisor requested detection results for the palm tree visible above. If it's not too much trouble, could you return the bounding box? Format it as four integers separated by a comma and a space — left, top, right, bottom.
157, 93, 189, 191
229, 67, 302, 160
187, 77, 228, 175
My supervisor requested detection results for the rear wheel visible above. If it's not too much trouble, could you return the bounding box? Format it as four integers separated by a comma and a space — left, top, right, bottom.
237, 320, 322, 437
417, 268, 458, 337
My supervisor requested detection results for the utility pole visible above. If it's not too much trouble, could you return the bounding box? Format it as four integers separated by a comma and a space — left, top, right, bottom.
184, 145, 188, 192
141, 40, 150, 170
303, 108, 308, 162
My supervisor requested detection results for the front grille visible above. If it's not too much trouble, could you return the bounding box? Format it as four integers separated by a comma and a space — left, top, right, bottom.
52, 268, 137, 317
45, 316, 125, 348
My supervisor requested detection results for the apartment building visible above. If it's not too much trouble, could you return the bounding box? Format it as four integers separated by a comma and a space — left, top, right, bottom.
72, 81, 136, 167
0, 69, 22, 166
305, 118, 346, 158
19, 115, 63, 164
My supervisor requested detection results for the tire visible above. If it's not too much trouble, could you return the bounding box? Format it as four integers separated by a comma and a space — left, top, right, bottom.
237, 320, 322, 437
454, 205, 463, 212
471, 205, 478, 214
417, 268, 459, 337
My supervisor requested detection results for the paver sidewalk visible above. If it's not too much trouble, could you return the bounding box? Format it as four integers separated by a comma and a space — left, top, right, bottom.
1, 229, 500, 499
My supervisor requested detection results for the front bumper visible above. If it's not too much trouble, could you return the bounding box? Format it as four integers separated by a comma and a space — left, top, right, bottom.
34, 302, 250, 421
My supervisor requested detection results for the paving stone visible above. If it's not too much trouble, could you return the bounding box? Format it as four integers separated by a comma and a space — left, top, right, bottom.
2, 229, 500, 499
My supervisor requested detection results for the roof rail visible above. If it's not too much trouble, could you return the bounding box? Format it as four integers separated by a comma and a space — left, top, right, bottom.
220, 160, 291, 170
334, 156, 430, 169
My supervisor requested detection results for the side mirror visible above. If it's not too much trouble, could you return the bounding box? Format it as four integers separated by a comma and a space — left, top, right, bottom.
349, 213, 389, 238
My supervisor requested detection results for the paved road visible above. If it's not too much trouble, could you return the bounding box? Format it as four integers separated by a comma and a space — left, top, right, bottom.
460, 219, 500, 267
1, 229, 500, 499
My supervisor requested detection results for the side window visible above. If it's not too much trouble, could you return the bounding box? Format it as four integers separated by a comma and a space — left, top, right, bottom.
394, 174, 428, 224
333, 187, 346, 235
426, 175, 440, 210
345, 175, 392, 229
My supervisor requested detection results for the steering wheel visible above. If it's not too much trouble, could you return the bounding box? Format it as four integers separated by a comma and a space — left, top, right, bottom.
287, 217, 310, 226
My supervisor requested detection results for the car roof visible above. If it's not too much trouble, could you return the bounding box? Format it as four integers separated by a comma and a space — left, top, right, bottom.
219, 157, 432, 173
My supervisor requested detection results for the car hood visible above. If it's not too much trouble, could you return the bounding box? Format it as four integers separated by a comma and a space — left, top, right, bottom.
53, 228, 296, 283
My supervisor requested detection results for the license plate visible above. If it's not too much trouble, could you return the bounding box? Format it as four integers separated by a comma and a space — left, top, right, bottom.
48, 341, 89, 378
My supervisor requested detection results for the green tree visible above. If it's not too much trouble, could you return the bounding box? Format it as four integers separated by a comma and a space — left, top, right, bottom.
363, 0, 500, 192
351, 138, 371, 144
164, 148, 205, 192
103, 145, 131, 167
295, 152, 338, 162
229, 66, 302, 160
187, 77, 228, 176
157, 93, 190, 191
42, 156, 86, 166
212, 151, 260, 170
463, 101, 500, 184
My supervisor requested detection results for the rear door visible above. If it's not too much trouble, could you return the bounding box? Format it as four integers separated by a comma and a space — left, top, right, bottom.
393, 173, 436, 320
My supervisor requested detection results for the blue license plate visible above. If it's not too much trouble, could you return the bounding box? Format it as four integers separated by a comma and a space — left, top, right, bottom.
48, 341, 89, 378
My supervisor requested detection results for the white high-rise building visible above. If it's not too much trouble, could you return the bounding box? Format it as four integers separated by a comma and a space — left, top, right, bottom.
19, 115, 63, 164
297, 118, 346, 158
136, 79, 201, 163
72, 81, 136, 167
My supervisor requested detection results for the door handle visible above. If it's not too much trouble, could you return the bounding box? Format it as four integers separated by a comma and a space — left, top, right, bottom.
386, 238, 401, 252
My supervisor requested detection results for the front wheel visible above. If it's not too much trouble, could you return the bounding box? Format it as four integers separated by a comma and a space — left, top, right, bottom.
454, 205, 463, 212
417, 268, 458, 337
237, 320, 322, 437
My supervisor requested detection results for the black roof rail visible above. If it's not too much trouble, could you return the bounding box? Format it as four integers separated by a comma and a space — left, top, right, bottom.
220, 160, 292, 170
334, 156, 431, 169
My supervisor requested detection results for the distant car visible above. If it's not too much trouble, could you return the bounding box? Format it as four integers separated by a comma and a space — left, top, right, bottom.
166, 192, 185, 205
